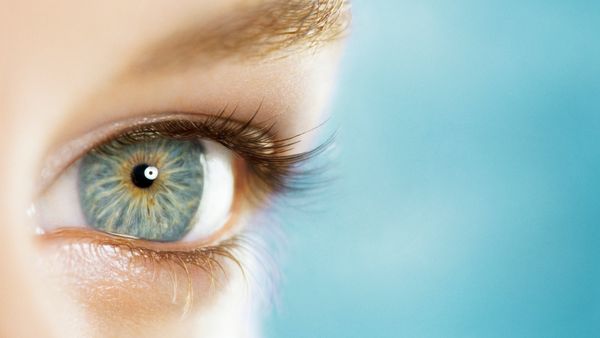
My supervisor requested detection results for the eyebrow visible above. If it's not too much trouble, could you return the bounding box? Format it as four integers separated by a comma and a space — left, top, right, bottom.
130, 0, 351, 75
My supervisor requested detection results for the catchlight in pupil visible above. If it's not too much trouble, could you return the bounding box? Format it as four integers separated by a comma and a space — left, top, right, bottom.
131, 163, 159, 189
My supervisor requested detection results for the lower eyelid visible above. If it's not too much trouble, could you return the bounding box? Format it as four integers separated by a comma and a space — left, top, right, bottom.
35, 230, 243, 325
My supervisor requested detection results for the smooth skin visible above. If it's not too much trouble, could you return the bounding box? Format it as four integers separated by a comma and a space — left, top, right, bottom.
0, 1, 348, 337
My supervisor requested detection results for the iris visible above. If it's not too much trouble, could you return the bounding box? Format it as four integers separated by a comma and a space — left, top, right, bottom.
79, 136, 205, 241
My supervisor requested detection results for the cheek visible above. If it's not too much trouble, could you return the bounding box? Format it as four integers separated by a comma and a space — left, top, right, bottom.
35, 238, 235, 338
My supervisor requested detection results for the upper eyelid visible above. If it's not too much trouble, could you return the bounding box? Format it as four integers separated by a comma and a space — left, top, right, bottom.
38, 107, 331, 212
38, 111, 274, 195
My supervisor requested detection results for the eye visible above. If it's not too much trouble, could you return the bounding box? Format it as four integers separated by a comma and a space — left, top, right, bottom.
33, 113, 329, 252
30, 112, 331, 332
35, 119, 238, 244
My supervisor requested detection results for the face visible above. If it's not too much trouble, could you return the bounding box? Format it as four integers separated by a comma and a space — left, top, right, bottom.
0, 1, 349, 337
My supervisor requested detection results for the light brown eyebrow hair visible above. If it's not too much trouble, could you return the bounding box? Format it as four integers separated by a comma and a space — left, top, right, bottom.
132, 0, 351, 74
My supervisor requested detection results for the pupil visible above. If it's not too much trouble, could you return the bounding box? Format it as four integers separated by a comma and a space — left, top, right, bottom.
131, 163, 155, 188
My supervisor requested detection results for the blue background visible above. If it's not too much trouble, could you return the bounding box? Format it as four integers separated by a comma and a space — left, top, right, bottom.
266, 1, 599, 337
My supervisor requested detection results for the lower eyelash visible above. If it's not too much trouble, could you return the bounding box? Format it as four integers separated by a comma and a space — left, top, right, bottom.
36, 108, 330, 317
40, 228, 244, 315
42, 228, 243, 271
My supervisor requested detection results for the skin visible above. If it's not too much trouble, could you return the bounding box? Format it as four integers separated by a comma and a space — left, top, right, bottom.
0, 0, 348, 337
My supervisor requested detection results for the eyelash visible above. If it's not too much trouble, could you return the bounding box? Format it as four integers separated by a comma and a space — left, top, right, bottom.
42, 227, 243, 315
40, 107, 332, 294
96, 107, 333, 203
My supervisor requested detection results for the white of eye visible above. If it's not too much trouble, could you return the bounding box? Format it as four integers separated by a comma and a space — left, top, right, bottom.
181, 141, 235, 242
33, 139, 235, 243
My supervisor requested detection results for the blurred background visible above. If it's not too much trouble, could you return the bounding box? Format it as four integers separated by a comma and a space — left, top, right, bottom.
266, 1, 599, 337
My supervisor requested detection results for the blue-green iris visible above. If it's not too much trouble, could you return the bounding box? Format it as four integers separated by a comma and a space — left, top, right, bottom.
79, 136, 205, 242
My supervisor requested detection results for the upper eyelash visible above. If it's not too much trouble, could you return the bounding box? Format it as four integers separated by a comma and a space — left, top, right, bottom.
102, 107, 334, 203
39, 105, 333, 204
38, 108, 332, 279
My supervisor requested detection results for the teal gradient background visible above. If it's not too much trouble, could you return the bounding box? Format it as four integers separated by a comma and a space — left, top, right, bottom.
266, 1, 599, 337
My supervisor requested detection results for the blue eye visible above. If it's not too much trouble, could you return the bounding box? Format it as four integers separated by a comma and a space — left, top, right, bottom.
79, 137, 205, 242
36, 129, 236, 244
